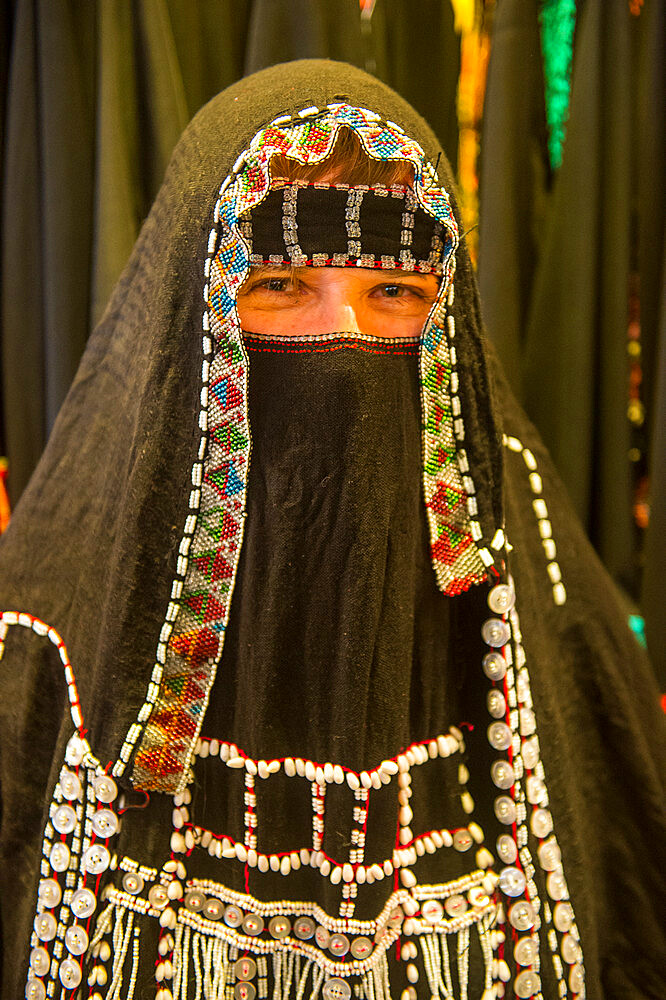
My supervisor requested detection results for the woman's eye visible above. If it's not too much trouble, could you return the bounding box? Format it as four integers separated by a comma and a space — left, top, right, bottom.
261, 277, 292, 292
376, 283, 420, 300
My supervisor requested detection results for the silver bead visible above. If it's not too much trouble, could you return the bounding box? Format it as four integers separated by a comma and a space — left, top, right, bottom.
481, 618, 511, 647
488, 583, 515, 614
498, 866, 527, 897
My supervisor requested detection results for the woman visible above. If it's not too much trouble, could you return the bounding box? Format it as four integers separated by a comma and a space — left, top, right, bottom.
0, 60, 663, 1000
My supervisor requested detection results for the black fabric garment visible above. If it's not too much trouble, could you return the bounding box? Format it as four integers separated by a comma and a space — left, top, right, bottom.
0, 59, 663, 1000
477, 0, 666, 683
208, 340, 442, 770
193, 338, 486, 923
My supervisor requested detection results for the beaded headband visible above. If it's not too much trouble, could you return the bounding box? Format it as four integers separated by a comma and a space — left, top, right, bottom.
238, 181, 446, 274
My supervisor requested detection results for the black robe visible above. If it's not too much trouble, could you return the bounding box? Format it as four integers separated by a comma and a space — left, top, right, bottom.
0, 60, 663, 1000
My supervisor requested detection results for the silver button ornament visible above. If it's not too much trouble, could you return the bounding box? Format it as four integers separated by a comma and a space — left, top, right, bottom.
481, 618, 511, 647
322, 980, 351, 1000
514, 970, 541, 998
444, 895, 467, 917
508, 901, 536, 931
315, 925, 330, 948
235, 958, 257, 981
487, 583, 515, 614
553, 901, 574, 932
494, 796, 517, 824
34, 912, 57, 942
29, 948, 50, 976
496, 835, 518, 864
452, 829, 473, 852
530, 808, 553, 838
514, 937, 538, 966
421, 900, 444, 924
521, 737, 539, 769
49, 842, 71, 873
329, 933, 350, 957
486, 689, 506, 718
569, 964, 584, 992
148, 884, 169, 909
38, 878, 61, 908
224, 904, 244, 928
268, 916, 291, 939
70, 887, 96, 918
203, 898, 224, 921
25, 979, 47, 1000
59, 769, 82, 800
92, 808, 119, 838
482, 651, 506, 681
59, 958, 82, 988
561, 934, 582, 964
491, 760, 515, 789
293, 916, 315, 940
235, 984, 256, 1000
185, 890, 205, 911
242, 913, 265, 936
537, 838, 561, 871
83, 844, 110, 875
498, 866, 527, 897
122, 872, 144, 895
350, 937, 373, 959
487, 722, 512, 751
93, 774, 118, 803
546, 870, 568, 901
52, 805, 77, 835
65, 924, 89, 956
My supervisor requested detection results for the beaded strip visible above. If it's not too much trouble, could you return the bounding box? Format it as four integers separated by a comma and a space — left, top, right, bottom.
243, 331, 420, 345
481, 580, 585, 998
421, 278, 497, 596
124, 102, 494, 795
503, 434, 567, 606
242, 332, 421, 358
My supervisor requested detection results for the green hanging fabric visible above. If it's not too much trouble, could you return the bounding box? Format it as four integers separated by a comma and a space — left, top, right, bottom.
538, 0, 577, 170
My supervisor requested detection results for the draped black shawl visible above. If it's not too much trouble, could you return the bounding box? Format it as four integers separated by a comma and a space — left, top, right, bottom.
0, 60, 663, 1000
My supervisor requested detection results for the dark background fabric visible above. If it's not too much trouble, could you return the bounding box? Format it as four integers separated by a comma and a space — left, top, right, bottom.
477, 0, 665, 683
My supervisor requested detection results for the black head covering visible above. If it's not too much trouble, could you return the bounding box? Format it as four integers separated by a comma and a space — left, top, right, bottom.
0, 60, 663, 1000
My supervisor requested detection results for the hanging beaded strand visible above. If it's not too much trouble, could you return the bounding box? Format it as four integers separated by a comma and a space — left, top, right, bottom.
0, 612, 125, 1000
481, 577, 585, 999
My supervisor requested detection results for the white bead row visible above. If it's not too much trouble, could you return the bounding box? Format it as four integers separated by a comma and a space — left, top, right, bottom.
194, 727, 463, 787
502, 434, 567, 606
0, 614, 86, 732
402, 899, 497, 939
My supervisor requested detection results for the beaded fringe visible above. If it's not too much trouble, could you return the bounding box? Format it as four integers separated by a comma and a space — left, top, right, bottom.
84, 909, 498, 1000
419, 911, 496, 1000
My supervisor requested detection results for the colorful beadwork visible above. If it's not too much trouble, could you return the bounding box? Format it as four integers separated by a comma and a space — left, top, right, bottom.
242, 331, 420, 357
125, 102, 491, 795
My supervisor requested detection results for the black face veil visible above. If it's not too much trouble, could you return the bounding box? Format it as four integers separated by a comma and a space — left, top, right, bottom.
0, 59, 663, 1000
